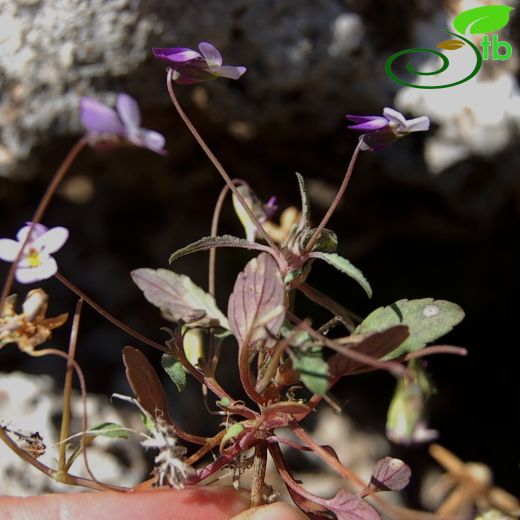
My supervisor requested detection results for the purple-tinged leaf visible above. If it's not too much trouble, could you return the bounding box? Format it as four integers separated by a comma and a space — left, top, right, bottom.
122, 346, 209, 446
328, 325, 409, 379
122, 346, 171, 421
228, 253, 285, 349
368, 457, 412, 493
131, 268, 228, 329
270, 442, 380, 520
285, 486, 333, 519
322, 490, 381, 520
169, 235, 271, 264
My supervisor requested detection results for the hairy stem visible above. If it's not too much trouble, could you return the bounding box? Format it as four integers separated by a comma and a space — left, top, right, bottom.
250, 442, 268, 507
166, 70, 278, 252
305, 141, 362, 252
55, 272, 169, 354
0, 136, 89, 308
209, 183, 231, 296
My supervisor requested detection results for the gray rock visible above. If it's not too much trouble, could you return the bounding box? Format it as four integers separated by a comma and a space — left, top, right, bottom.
0, 0, 395, 177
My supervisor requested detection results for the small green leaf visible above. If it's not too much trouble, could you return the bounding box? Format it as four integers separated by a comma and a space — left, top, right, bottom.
216, 397, 231, 408
161, 354, 187, 392
437, 39, 466, 50
309, 252, 372, 298
293, 347, 329, 396
307, 228, 338, 253
453, 5, 514, 35
169, 235, 270, 264
89, 422, 128, 439
355, 298, 464, 359
141, 413, 155, 432
221, 423, 245, 447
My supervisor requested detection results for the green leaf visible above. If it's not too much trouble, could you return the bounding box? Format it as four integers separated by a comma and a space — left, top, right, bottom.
221, 423, 245, 447
293, 347, 329, 395
89, 422, 128, 439
169, 235, 270, 264
131, 268, 229, 329
309, 252, 372, 298
161, 354, 187, 392
355, 298, 464, 359
216, 397, 231, 408
307, 228, 338, 253
453, 5, 514, 35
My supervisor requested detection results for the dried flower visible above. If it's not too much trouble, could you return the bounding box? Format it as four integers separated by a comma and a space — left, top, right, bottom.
80, 93, 167, 155
0, 223, 68, 284
0, 289, 67, 352
153, 42, 246, 84
346, 107, 430, 151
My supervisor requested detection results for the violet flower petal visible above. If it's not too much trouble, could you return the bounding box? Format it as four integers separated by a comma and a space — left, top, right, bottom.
198, 42, 222, 69
403, 116, 430, 133
80, 97, 125, 136
152, 47, 202, 63
138, 129, 167, 155
214, 65, 247, 80
116, 93, 141, 132
383, 107, 408, 128
346, 115, 389, 132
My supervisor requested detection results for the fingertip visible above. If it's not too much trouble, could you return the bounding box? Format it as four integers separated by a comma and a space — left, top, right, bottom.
231, 501, 309, 520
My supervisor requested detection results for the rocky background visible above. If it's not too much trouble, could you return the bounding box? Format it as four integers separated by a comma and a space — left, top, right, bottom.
1, 0, 519, 504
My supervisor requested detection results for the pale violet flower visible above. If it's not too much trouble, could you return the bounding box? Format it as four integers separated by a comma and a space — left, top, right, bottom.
346, 107, 430, 151
80, 94, 167, 155
0, 223, 68, 284
153, 42, 246, 84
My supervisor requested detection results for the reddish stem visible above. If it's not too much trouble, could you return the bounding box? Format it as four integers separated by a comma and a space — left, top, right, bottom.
0, 136, 89, 308
305, 141, 362, 252
165, 70, 279, 253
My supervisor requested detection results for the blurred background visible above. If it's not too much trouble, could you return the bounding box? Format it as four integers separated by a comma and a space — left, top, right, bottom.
0, 0, 519, 505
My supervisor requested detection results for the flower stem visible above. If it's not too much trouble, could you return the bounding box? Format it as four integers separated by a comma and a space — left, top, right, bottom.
58, 299, 83, 473
54, 272, 169, 354
209, 179, 246, 296
166, 70, 278, 253
209, 183, 231, 297
305, 141, 362, 252
0, 136, 89, 308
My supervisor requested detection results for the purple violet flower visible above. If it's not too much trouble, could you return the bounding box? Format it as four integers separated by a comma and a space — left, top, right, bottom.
0, 223, 69, 284
80, 94, 166, 155
153, 42, 246, 84
346, 107, 430, 151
